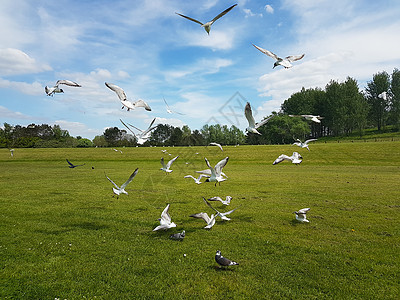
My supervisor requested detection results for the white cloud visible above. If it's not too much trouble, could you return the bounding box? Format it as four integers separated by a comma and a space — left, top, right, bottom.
0, 48, 51, 76
0, 78, 44, 96
0, 105, 32, 120
54, 120, 100, 138
264, 5, 274, 14
243, 8, 262, 18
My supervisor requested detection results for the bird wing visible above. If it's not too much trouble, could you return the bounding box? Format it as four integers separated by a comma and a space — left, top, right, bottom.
133, 99, 151, 111
196, 169, 212, 175
66, 159, 74, 167
204, 157, 216, 177
298, 208, 310, 214
215, 157, 229, 175
184, 175, 195, 180
120, 168, 139, 189
310, 116, 321, 123
222, 206, 240, 216
210, 142, 223, 151
189, 212, 210, 223
120, 119, 138, 137
105, 82, 127, 101
245, 102, 256, 128
105, 173, 120, 189
160, 157, 167, 169
166, 156, 179, 169
175, 12, 204, 26
160, 204, 172, 223
203, 197, 220, 214
208, 196, 223, 202
252, 44, 279, 60
286, 54, 305, 62
211, 4, 237, 23
255, 115, 274, 129
126, 122, 144, 134
163, 97, 171, 110
304, 139, 317, 145
273, 154, 289, 165
56, 80, 81, 87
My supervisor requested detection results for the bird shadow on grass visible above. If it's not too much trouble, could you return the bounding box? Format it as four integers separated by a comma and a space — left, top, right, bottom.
209, 265, 236, 272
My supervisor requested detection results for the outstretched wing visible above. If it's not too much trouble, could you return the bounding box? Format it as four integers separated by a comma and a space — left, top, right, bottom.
189, 212, 210, 223
215, 157, 229, 175
175, 12, 204, 26
304, 139, 317, 144
203, 197, 220, 214
105, 173, 120, 189
105, 82, 127, 101
252, 44, 279, 60
161, 204, 172, 223
210, 142, 223, 151
211, 4, 237, 23
133, 99, 151, 111
56, 80, 81, 87
166, 156, 179, 169
66, 159, 74, 167
244, 102, 256, 128
160, 157, 167, 169
121, 168, 139, 189
120, 119, 137, 137
286, 54, 305, 62
255, 115, 274, 129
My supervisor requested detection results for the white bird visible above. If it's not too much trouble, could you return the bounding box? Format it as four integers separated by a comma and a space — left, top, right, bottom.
252, 44, 305, 69
176, 4, 237, 35
203, 198, 238, 221
120, 118, 158, 145
204, 157, 229, 186
294, 208, 310, 223
289, 114, 324, 123
9, 149, 14, 157
184, 174, 209, 184
45, 80, 81, 96
153, 204, 177, 231
378, 91, 388, 100
112, 148, 123, 153
207, 196, 232, 205
163, 97, 185, 115
170, 230, 185, 241
160, 156, 179, 174
292, 138, 317, 151
105, 82, 151, 111
105, 168, 139, 198
209, 142, 223, 151
273, 152, 303, 165
189, 212, 218, 229
195, 169, 228, 179
245, 102, 274, 135
215, 250, 239, 267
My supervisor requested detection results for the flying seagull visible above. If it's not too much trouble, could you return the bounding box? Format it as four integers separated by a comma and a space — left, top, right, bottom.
378, 91, 388, 100
105, 168, 139, 198
273, 152, 303, 165
245, 102, 274, 135
184, 174, 209, 184
204, 157, 229, 186
203, 197, 238, 221
153, 204, 177, 231
120, 118, 158, 145
175, 4, 237, 35
189, 212, 218, 229
163, 97, 185, 115
196, 169, 228, 179
289, 114, 324, 123
292, 138, 318, 151
207, 196, 232, 205
105, 82, 151, 111
215, 250, 239, 267
252, 44, 305, 69
160, 156, 179, 174
294, 208, 310, 223
209, 142, 223, 151
45, 80, 81, 96
66, 159, 85, 168
170, 230, 185, 241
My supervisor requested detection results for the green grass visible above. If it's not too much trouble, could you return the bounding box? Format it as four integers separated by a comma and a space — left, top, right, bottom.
0, 143, 399, 299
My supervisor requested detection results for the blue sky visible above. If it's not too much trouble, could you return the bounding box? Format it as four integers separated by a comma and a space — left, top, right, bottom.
1, 0, 399, 139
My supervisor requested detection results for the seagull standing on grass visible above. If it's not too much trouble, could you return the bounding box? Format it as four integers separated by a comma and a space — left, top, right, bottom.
184, 174, 209, 184
209, 142, 223, 151
294, 208, 310, 223
207, 196, 232, 205
176, 4, 237, 35
160, 156, 179, 174
66, 159, 85, 168
203, 198, 238, 221
215, 250, 239, 267
204, 157, 229, 186
105, 82, 151, 111
105, 168, 139, 199
189, 212, 219, 229
245, 102, 274, 135
273, 152, 303, 165
10, 149, 14, 157
252, 44, 305, 69
153, 204, 177, 231
45, 80, 81, 96
292, 138, 317, 151
120, 118, 158, 145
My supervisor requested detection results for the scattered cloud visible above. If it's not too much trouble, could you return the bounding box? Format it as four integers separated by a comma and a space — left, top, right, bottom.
0, 48, 51, 76
0, 105, 32, 120
243, 8, 262, 18
264, 5, 274, 14
0, 78, 44, 96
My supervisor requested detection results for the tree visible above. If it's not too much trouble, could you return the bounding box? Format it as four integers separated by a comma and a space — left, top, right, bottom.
103, 127, 123, 146
390, 68, 400, 130
77, 138, 93, 147
93, 135, 107, 147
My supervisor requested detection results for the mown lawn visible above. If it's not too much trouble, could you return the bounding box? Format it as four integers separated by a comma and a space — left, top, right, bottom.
0, 142, 399, 299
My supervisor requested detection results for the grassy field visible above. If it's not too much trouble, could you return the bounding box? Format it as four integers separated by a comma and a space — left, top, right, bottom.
0, 141, 399, 299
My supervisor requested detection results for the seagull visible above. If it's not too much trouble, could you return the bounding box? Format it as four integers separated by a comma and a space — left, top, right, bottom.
66, 159, 85, 168
170, 230, 185, 241
294, 208, 310, 223
289, 114, 324, 123
160, 156, 179, 174
105, 168, 139, 198
112, 148, 123, 153
203, 197, 238, 221
163, 97, 185, 115
207, 196, 232, 205
378, 91, 388, 100
120, 118, 158, 145
9, 149, 14, 157
105, 82, 151, 111
45, 80, 81, 96
204, 157, 229, 186
176, 4, 237, 35
189, 212, 218, 229
184, 174, 209, 184
273, 152, 303, 165
209, 142, 223, 151
196, 169, 228, 179
153, 204, 177, 231
252, 44, 305, 69
215, 250, 239, 267
292, 138, 317, 151
245, 102, 274, 135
